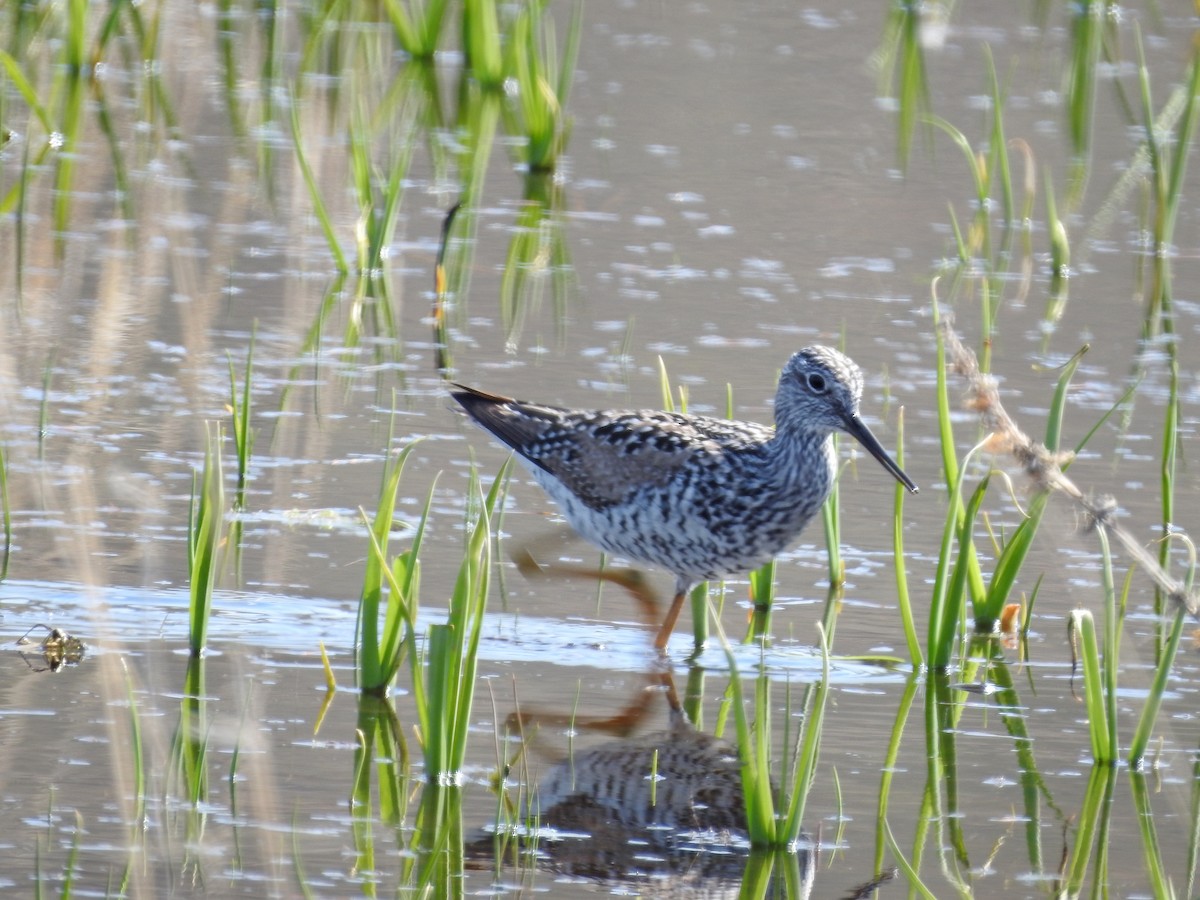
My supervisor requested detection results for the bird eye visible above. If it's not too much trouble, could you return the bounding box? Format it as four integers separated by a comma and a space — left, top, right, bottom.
806, 372, 828, 393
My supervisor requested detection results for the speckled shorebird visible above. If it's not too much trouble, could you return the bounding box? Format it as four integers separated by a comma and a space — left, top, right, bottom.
451, 346, 918, 650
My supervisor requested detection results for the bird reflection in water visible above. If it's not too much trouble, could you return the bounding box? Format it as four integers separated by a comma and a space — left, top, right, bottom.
456, 499, 826, 892
472, 661, 816, 894
459, 539, 910, 895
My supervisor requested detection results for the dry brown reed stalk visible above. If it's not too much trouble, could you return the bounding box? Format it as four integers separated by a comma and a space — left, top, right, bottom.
939, 317, 1198, 617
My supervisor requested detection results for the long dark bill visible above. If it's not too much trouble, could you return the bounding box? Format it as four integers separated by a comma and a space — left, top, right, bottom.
842, 415, 919, 494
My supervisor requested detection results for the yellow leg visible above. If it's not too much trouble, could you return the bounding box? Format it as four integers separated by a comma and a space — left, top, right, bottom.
511, 533, 663, 635
506, 668, 682, 739
653, 589, 688, 652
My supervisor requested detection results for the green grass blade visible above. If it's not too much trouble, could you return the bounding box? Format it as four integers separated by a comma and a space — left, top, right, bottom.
930, 304, 987, 617
881, 0, 932, 169
0, 50, 54, 134
377, 479, 437, 682
1064, 763, 1116, 891
1159, 35, 1200, 244
746, 559, 776, 644
120, 659, 146, 842
420, 458, 507, 780
892, 407, 921, 666
928, 438, 989, 668
357, 443, 418, 692
980, 490, 1047, 626
979, 332, 1087, 621
1128, 604, 1187, 766
822, 457, 842, 590
984, 46, 1014, 225
555, 3, 583, 113
1066, 0, 1102, 155
1096, 526, 1121, 763
463, 0, 503, 89
874, 674, 920, 874
1129, 772, 1174, 898
956, 474, 990, 631
656, 356, 676, 412
1188, 752, 1200, 898
927, 116, 988, 209
1045, 345, 1088, 453
288, 91, 349, 274
781, 622, 830, 845
709, 605, 776, 846
417, 0, 451, 55
389, 0, 417, 52
1070, 609, 1111, 764
883, 817, 939, 900
1045, 171, 1070, 290
227, 330, 256, 512
188, 424, 225, 656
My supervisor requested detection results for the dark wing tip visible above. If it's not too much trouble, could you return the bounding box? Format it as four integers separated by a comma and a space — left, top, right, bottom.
448, 383, 508, 431
448, 383, 538, 459
449, 382, 515, 406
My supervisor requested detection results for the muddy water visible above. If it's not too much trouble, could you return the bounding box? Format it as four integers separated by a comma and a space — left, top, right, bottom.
1, 1, 1198, 897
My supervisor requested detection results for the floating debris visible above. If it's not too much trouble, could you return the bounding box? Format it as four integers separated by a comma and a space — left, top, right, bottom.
16, 624, 87, 673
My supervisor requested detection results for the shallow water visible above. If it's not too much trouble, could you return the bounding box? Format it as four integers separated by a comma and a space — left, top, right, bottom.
1, 0, 1199, 896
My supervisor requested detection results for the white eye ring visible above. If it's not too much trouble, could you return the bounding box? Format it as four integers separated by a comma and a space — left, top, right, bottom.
806, 372, 828, 393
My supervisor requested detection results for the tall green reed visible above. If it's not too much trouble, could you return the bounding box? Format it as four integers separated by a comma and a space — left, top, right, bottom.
925, 307, 983, 668
891, 409, 919, 664
418, 463, 503, 780
1067, 523, 1123, 766
874, 674, 919, 877
356, 443, 424, 695
288, 96, 350, 275
1061, 763, 1117, 895
500, 174, 575, 353
504, 0, 582, 173
942, 317, 1196, 772
821, 436, 843, 595
1128, 537, 1194, 765
1134, 34, 1200, 627
711, 607, 829, 849
1067, 531, 1196, 769
385, 0, 450, 60
225, 339, 254, 582
925, 313, 1115, 672
227, 334, 255, 513
116, 659, 146, 896
346, 91, 418, 322
289, 54, 433, 356
359, 443, 510, 779
169, 657, 210, 866
928, 122, 1018, 364
1065, 0, 1106, 160
463, 0, 504, 90
876, 0, 932, 169
187, 424, 225, 657
50, 0, 86, 255
1128, 769, 1177, 899
0, 0, 167, 251
349, 692, 412, 881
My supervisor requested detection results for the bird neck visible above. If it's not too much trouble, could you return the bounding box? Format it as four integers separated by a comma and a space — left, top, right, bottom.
766, 425, 837, 492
